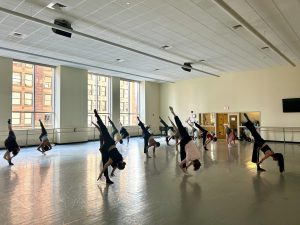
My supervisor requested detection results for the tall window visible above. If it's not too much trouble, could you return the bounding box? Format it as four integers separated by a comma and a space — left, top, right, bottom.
87, 73, 111, 126
12, 61, 55, 128
120, 80, 139, 125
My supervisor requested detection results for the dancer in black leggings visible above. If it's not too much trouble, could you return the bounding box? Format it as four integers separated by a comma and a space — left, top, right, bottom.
137, 117, 160, 158
95, 110, 126, 183
92, 121, 104, 147
169, 107, 201, 172
159, 116, 174, 145
119, 121, 130, 144
168, 116, 181, 150
3, 119, 20, 166
108, 116, 123, 144
193, 122, 209, 151
37, 119, 52, 154
244, 113, 284, 172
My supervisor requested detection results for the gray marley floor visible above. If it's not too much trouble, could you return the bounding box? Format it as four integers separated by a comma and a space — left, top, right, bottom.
0, 137, 299, 225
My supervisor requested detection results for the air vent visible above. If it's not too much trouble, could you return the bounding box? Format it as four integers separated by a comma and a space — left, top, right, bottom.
8, 32, 26, 39
232, 24, 242, 30
47, 2, 67, 10
161, 45, 173, 50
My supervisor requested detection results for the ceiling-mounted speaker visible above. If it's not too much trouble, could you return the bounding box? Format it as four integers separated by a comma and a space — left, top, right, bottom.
181, 62, 192, 72
52, 19, 73, 38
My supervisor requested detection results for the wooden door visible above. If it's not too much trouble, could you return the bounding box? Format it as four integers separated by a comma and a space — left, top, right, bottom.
216, 113, 228, 139
229, 115, 238, 137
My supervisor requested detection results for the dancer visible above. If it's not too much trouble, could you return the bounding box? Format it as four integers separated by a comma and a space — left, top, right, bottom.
94, 110, 126, 183
186, 110, 197, 138
119, 121, 130, 144
224, 124, 235, 147
37, 119, 52, 154
3, 119, 20, 166
137, 117, 160, 158
168, 116, 181, 150
92, 121, 104, 146
244, 113, 284, 172
108, 116, 123, 144
159, 116, 175, 145
169, 107, 201, 172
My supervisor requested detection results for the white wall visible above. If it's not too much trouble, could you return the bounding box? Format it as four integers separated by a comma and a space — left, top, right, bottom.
160, 65, 300, 142
55, 66, 88, 143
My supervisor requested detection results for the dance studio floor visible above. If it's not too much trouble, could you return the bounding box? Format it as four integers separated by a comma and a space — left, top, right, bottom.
0, 137, 300, 225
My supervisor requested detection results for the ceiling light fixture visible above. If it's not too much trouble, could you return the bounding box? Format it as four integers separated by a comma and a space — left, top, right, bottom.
126, 2, 131, 5
116, 58, 125, 62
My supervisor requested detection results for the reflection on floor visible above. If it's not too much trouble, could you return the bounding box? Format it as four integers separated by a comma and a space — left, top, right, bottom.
0, 137, 300, 225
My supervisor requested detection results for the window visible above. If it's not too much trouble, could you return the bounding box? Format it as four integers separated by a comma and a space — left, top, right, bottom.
12, 92, 21, 105
12, 72, 21, 85
44, 94, 52, 106
24, 74, 33, 87
12, 112, 21, 125
100, 100, 106, 111
87, 73, 111, 126
24, 93, 33, 105
24, 113, 32, 125
88, 84, 93, 95
88, 100, 93, 111
120, 80, 140, 125
44, 76, 52, 88
100, 86, 106, 96
12, 61, 55, 129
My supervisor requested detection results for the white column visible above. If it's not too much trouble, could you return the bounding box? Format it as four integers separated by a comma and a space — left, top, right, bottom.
55, 66, 88, 143
0, 57, 13, 130
111, 77, 120, 123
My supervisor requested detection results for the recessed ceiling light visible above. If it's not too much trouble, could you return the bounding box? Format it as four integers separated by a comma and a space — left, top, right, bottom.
161, 45, 173, 50
47, 2, 66, 10
126, 2, 131, 5
116, 59, 125, 62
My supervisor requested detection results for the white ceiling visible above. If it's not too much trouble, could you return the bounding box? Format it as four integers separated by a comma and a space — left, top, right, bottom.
0, 0, 299, 82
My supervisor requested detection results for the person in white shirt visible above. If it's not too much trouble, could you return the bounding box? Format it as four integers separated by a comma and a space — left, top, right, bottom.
186, 110, 197, 138
169, 106, 201, 173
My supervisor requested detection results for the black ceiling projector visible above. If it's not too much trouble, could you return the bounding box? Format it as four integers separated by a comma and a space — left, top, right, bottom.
52, 19, 73, 38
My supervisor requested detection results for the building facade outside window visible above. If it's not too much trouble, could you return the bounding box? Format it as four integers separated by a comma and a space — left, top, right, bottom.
12, 61, 55, 128
120, 80, 139, 126
87, 73, 111, 126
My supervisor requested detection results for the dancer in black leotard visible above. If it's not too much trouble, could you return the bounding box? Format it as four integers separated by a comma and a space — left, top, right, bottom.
244, 113, 284, 173
137, 117, 160, 158
37, 119, 52, 154
3, 119, 20, 166
94, 110, 126, 183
